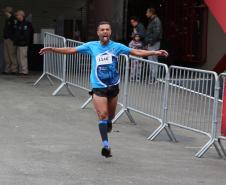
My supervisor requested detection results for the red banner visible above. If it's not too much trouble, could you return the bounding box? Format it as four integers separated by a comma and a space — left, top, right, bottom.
205, 0, 226, 34
221, 80, 226, 136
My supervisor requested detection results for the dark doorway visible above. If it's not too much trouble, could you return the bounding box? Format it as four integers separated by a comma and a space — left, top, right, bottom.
127, 0, 208, 66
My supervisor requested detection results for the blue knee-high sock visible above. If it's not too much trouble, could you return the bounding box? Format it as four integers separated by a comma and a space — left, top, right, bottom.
99, 120, 109, 148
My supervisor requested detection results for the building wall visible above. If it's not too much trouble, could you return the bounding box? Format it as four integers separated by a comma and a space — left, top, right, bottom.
86, 0, 125, 41
202, 11, 226, 70
0, 0, 86, 37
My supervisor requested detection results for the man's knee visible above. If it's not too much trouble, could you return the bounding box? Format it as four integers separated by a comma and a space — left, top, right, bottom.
98, 111, 109, 120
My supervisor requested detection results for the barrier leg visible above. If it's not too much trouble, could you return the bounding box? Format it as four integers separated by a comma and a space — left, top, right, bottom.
147, 123, 166, 140
213, 142, 223, 158
125, 109, 136, 124
167, 124, 177, 142
81, 96, 92, 109
147, 123, 175, 142
34, 73, 54, 87
112, 108, 126, 123
112, 108, 136, 124
65, 84, 75, 97
47, 74, 54, 86
52, 83, 66, 96
195, 139, 222, 158
52, 83, 75, 96
218, 139, 226, 158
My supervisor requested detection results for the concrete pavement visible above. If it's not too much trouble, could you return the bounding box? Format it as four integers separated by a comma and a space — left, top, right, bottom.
0, 73, 225, 185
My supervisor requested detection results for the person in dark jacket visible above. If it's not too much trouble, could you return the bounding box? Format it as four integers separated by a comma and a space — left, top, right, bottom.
2, 6, 17, 74
130, 16, 146, 41
144, 8, 162, 81
14, 10, 33, 75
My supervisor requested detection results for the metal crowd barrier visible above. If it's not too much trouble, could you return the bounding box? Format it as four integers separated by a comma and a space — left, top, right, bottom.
34, 33, 67, 95
34, 33, 226, 159
113, 56, 176, 141
148, 66, 223, 157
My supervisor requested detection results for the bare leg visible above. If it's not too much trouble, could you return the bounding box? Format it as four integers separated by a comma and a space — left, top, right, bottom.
107, 96, 118, 132
108, 96, 118, 120
92, 94, 109, 120
92, 94, 112, 157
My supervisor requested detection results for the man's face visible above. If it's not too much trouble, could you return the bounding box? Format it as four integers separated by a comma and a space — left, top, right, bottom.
97, 24, 112, 44
16, 14, 24, 22
146, 9, 153, 18
130, 19, 138, 27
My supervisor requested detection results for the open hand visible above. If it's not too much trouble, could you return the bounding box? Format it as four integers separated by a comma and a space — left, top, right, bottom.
39, 47, 53, 55
154, 50, 168, 57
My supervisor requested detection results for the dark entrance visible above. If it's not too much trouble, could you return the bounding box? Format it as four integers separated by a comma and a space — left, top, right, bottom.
127, 0, 208, 66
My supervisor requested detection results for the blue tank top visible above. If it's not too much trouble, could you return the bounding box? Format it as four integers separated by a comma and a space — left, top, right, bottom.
76, 40, 131, 88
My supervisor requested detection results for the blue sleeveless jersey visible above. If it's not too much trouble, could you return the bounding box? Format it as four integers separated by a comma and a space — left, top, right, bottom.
75, 40, 132, 88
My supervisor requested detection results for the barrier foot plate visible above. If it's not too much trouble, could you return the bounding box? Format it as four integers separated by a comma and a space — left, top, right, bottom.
34, 73, 48, 86
81, 97, 92, 109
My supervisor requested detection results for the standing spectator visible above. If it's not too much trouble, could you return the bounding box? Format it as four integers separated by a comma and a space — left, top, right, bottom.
14, 10, 33, 75
129, 33, 143, 81
144, 8, 162, 81
130, 16, 146, 41
2, 6, 17, 74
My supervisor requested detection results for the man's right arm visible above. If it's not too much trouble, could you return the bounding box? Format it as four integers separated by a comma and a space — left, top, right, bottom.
39, 47, 77, 55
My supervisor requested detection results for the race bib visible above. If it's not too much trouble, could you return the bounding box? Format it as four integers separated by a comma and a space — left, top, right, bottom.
96, 54, 112, 65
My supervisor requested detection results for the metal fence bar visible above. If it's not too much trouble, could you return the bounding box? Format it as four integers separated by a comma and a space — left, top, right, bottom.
33, 33, 68, 95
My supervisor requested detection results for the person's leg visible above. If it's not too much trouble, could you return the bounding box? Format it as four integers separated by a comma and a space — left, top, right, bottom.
3, 39, 11, 73
17, 47, 22, 73
137, 61, 142, 81
107, 96, 118, 132
130, 59, 136, 81
92, 94, 112, 157
7, 39, 18, 73
148, 41, 160, 80
20, 46, 28, 74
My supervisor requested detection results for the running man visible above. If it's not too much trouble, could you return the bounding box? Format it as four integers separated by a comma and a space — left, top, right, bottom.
39, 21, 168, 158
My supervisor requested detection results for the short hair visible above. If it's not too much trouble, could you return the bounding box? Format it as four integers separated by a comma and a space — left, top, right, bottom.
147, 8, 156, 15
15, 10, 25, 17
97, 21, 111, 30
130, 16, 139, 22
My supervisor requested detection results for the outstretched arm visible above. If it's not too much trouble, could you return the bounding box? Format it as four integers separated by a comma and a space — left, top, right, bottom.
130, 49, 168, 57
39, 47, 77, 55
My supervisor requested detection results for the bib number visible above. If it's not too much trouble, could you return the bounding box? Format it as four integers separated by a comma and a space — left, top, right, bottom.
96, 54, 112, 65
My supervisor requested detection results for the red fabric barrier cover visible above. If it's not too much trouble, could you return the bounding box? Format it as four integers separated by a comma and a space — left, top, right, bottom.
205, 0, 226, 34
221, 81, 226, 136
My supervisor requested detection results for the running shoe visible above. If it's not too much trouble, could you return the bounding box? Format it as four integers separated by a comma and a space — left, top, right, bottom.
101, 147, 112, 158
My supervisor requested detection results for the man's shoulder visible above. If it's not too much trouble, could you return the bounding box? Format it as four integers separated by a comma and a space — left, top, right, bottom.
110, 41, 124, 47
85, 41, 99, 46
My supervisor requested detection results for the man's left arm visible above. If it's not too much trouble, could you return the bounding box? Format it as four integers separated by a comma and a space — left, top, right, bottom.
130, 48, 168, 57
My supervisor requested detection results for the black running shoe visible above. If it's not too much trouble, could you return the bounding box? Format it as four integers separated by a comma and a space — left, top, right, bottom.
107, 121, 112, 133
101, 147, 112, 158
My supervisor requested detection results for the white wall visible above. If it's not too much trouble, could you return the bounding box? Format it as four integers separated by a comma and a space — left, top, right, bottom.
202, 11, 226, 70
0, 0, 86, 37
